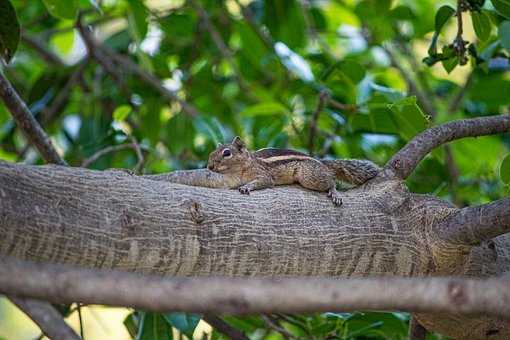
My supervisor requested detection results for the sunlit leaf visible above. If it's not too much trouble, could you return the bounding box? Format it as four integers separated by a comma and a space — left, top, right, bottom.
472, 10, 492, 41
240, 102, 290, 117
388, 96, 429, 141
500, 153, 510, 185
42, 0, 79, 19
113, 105, 132, 122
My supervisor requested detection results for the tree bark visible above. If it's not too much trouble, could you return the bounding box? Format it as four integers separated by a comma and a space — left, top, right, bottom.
0, 160, 509, 338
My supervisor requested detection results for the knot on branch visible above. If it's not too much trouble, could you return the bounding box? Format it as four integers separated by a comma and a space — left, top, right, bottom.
447, 280, 468, 306
188, 200, 205, 224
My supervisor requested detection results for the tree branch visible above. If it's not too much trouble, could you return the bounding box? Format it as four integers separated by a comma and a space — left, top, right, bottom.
438, 197, 510, 245
81, 142, 148, 169
20, 34, 65, 66
408, 316, 427, 340
308, 90, 329, 156
385, 115, 510, 179
0, 71, 66, 165
1, 257, 510, 319
202, 314, 249, 340
76, 16, 200, 118
8, 297, 80, 340
448, 70, 474, 114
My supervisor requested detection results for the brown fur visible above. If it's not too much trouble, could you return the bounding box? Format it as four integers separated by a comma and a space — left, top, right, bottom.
207, 137, 380, 205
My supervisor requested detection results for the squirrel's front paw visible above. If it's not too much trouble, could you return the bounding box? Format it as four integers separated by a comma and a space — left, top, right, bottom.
328, 188, 343, 206
238, 186, 251, 195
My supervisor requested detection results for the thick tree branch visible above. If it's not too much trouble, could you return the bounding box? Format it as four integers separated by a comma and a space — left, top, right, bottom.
1, 258, 509, 319
0, 72, 66, 165
8, 297, 80, 340
438, 198, 510, 245
385, 115, 510, 179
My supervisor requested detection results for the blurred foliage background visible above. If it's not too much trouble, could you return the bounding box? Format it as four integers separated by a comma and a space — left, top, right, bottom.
0, 0, 509, 338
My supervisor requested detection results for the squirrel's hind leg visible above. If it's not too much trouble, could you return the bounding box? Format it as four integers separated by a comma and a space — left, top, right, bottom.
294, 163, 341, 205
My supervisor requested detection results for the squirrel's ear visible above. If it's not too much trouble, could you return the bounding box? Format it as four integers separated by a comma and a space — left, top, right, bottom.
232, 136, 246, 150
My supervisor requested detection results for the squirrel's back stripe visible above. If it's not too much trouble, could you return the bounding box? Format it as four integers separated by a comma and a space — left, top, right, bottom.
260, 154, 322, 165
254, 148, 309, 159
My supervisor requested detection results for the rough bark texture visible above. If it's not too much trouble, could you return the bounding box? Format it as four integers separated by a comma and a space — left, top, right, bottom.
0, 161, 509, 338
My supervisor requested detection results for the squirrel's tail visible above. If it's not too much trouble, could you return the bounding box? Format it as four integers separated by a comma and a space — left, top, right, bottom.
322, 159, 380, 185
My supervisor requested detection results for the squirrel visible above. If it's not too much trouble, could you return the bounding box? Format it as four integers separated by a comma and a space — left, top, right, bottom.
207, 136, 380, 205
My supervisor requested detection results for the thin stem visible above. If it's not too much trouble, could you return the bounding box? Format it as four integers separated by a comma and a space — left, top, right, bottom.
0, 71, 66, 165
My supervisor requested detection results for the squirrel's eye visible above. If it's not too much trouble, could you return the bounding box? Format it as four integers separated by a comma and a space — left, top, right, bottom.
222, 149, 232, 158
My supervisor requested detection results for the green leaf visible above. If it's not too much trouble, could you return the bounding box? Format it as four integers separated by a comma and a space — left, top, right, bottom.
113, 105, 132, 122
193, 116, 226, 144
137, 312, 172, 340
435, 5, 456, 32
500, 153, 510, 185
498, 20, 510, 49
472, 10, 492, 41
388, 96, 429, 141
42, 0, 79, 19
389, 5, 416, 20
127, 0, 148, 40
0, 0, 20, 63
428, 5, 456, 55
492, 0, 510, 19
339, 60, 366, 84
240, 102, 290, 117
164, 313, 201, 338
124, 312, 139, 338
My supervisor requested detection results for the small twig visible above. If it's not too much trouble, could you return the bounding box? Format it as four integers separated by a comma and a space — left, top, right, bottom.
409, 316, 427, 340
454, 0, 468, 65
76, 14, 200, 118
77, 303, 85, 340
308, 90, 329, 156
202, 314, 249, 340
261, 315, 295, 339
21, 33, 65, 66
328, 98, 358, 113
233, 0, 273, 50
129, 136, 145, 174
384, 46, 438, 118
448, 70, 474, 114
42, 60, 89, 125
81, 142, 148, 168
9, 297, 80, 340
191, 0, 253, 97
394, 37, 438, 109
0, 71, 66, 165
76, 16, 126, 92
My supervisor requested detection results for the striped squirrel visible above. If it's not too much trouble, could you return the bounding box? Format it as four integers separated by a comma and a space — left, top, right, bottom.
207, 137, 380, 205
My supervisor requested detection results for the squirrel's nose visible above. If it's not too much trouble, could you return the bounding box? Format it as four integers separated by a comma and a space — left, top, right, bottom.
207, 163, 213, 170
